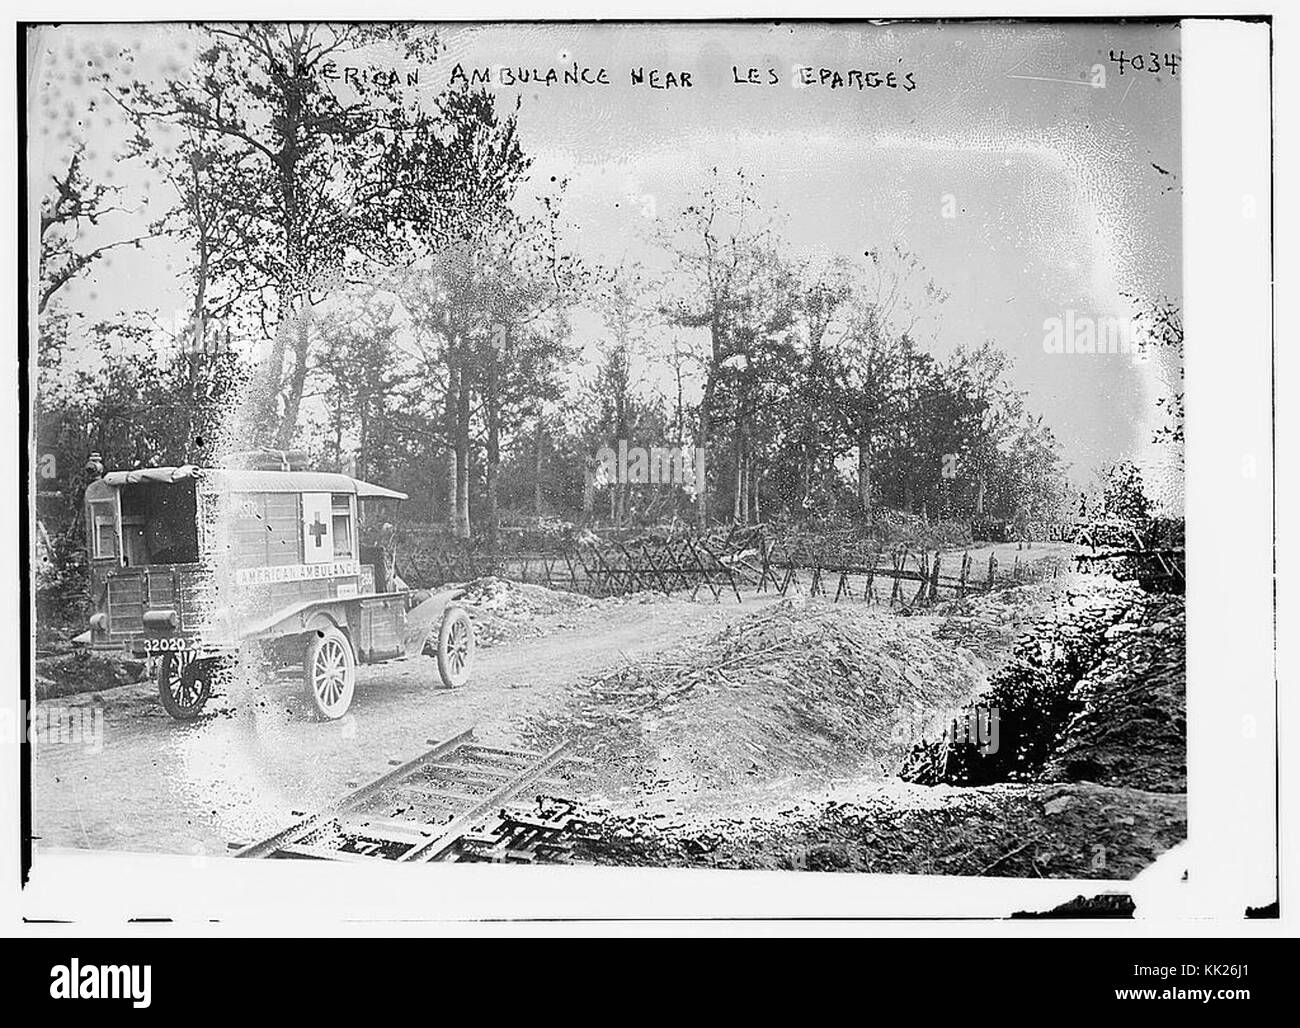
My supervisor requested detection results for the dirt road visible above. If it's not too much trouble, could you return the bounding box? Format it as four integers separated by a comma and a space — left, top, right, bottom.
30, 544, 1080, 860
31, 593, 776, 856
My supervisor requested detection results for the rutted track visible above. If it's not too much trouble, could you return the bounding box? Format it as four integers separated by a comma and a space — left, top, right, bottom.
233, 729, 594, 863
33, 593, 772, 856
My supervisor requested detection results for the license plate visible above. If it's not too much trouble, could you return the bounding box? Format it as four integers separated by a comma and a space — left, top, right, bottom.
142, 637, 196, 653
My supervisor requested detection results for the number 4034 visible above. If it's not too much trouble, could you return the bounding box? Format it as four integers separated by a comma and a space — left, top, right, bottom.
1108, 50, 1180, 76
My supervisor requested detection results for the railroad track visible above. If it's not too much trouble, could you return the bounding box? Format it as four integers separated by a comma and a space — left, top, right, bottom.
232, 728, 595, 863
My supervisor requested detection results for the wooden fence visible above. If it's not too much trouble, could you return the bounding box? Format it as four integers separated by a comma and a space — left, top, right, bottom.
394, 524, 770, 601
771, 547, 1006, 607
393, 523, 1050, 608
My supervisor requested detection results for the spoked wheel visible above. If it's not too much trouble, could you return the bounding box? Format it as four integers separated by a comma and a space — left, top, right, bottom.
158, 652, 213, 721
435, 605, 475, 689
304, 626, 356, 720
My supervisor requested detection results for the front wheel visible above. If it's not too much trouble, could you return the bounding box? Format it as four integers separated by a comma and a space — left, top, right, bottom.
436, 606, 475, 688
304, 627, 356, 720
158, 652, 213, 721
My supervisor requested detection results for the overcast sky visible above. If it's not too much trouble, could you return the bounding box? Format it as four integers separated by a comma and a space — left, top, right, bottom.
30, 20, 1183, 492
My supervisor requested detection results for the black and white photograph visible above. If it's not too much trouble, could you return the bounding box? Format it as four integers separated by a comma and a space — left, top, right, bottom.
4, 4, 1289, 969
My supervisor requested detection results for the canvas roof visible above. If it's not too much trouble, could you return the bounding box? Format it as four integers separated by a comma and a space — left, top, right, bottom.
101, 465, 202, 486
94, 466, 408, 500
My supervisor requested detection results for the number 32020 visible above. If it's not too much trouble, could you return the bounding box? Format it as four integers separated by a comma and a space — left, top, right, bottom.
144, 638, 193, 652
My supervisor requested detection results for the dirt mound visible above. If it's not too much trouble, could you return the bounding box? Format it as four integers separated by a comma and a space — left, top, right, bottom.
455, 576, 596, 646
544, 598, 988, 809
559, 575, 1185, 878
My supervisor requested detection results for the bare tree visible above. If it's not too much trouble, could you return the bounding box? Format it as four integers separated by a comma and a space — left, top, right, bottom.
660, 168, 774, 526
39, 144, 152, 314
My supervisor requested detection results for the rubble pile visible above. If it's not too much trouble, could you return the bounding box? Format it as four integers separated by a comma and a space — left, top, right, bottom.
454, 576, 596, 646
571, 781, 1186, 879
35, 650, 148, 700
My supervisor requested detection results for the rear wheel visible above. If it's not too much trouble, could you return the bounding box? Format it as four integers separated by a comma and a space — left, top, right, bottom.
436, 605, 475, 688
304, 627, 356, 720
158, 652, 213, 721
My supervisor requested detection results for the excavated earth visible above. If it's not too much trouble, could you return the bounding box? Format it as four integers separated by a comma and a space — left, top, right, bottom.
526, 569, 1186, 879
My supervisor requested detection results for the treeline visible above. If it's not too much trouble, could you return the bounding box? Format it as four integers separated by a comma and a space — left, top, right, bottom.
35, 24, 1076, 548
298, 173, 1070, 537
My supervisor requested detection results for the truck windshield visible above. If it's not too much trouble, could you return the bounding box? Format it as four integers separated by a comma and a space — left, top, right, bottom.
118, 481, 200, 566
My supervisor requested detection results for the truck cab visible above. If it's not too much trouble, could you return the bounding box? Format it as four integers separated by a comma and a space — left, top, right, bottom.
83, 463, 474, 721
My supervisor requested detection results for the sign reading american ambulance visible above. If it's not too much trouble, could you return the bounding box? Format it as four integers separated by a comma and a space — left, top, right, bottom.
235, 560, 361, 587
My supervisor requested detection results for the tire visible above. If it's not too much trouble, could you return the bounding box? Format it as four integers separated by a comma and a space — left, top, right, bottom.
158, 652, 212, 721
304, 626, 356, 720
435, 605, 475, 689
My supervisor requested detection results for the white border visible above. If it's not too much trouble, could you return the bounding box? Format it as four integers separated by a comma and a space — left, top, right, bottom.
4, 5, 1289, 937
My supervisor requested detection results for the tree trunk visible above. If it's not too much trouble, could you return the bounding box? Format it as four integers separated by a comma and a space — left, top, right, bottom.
731, 370, 746, 524
740, 452, 751, 525
697, 326, 721, 529
674, 359, 685, 444
455, 372, 471, 540
183, 224, 208, 460
444, 366, 459, 533
533, 416, 544, 515
274, 310, 310, 450
857, 433, 873, 518
582, 460, 595, 519
732, 430, 744, 524
484, 340, 500, 545
357, 391, 369, 482
248, 314, 292, 449
332, 394, 345, 472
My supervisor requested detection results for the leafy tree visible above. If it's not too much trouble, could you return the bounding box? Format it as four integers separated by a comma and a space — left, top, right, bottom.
586, 267, 644, 524
393, 114, 575, 541
835, 245, 947, 519
112, 23, 447, 448
1101, 460, 1151, 521
40, 315, 247, 472
945, 341, 1022, 516
789, 258, 852, 512
311, 287, 415, 482
1139, 297, 1184, 448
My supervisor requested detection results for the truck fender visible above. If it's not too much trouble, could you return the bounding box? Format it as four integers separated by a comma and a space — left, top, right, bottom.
304, 610, 347, 640
402, 587, 465, 655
